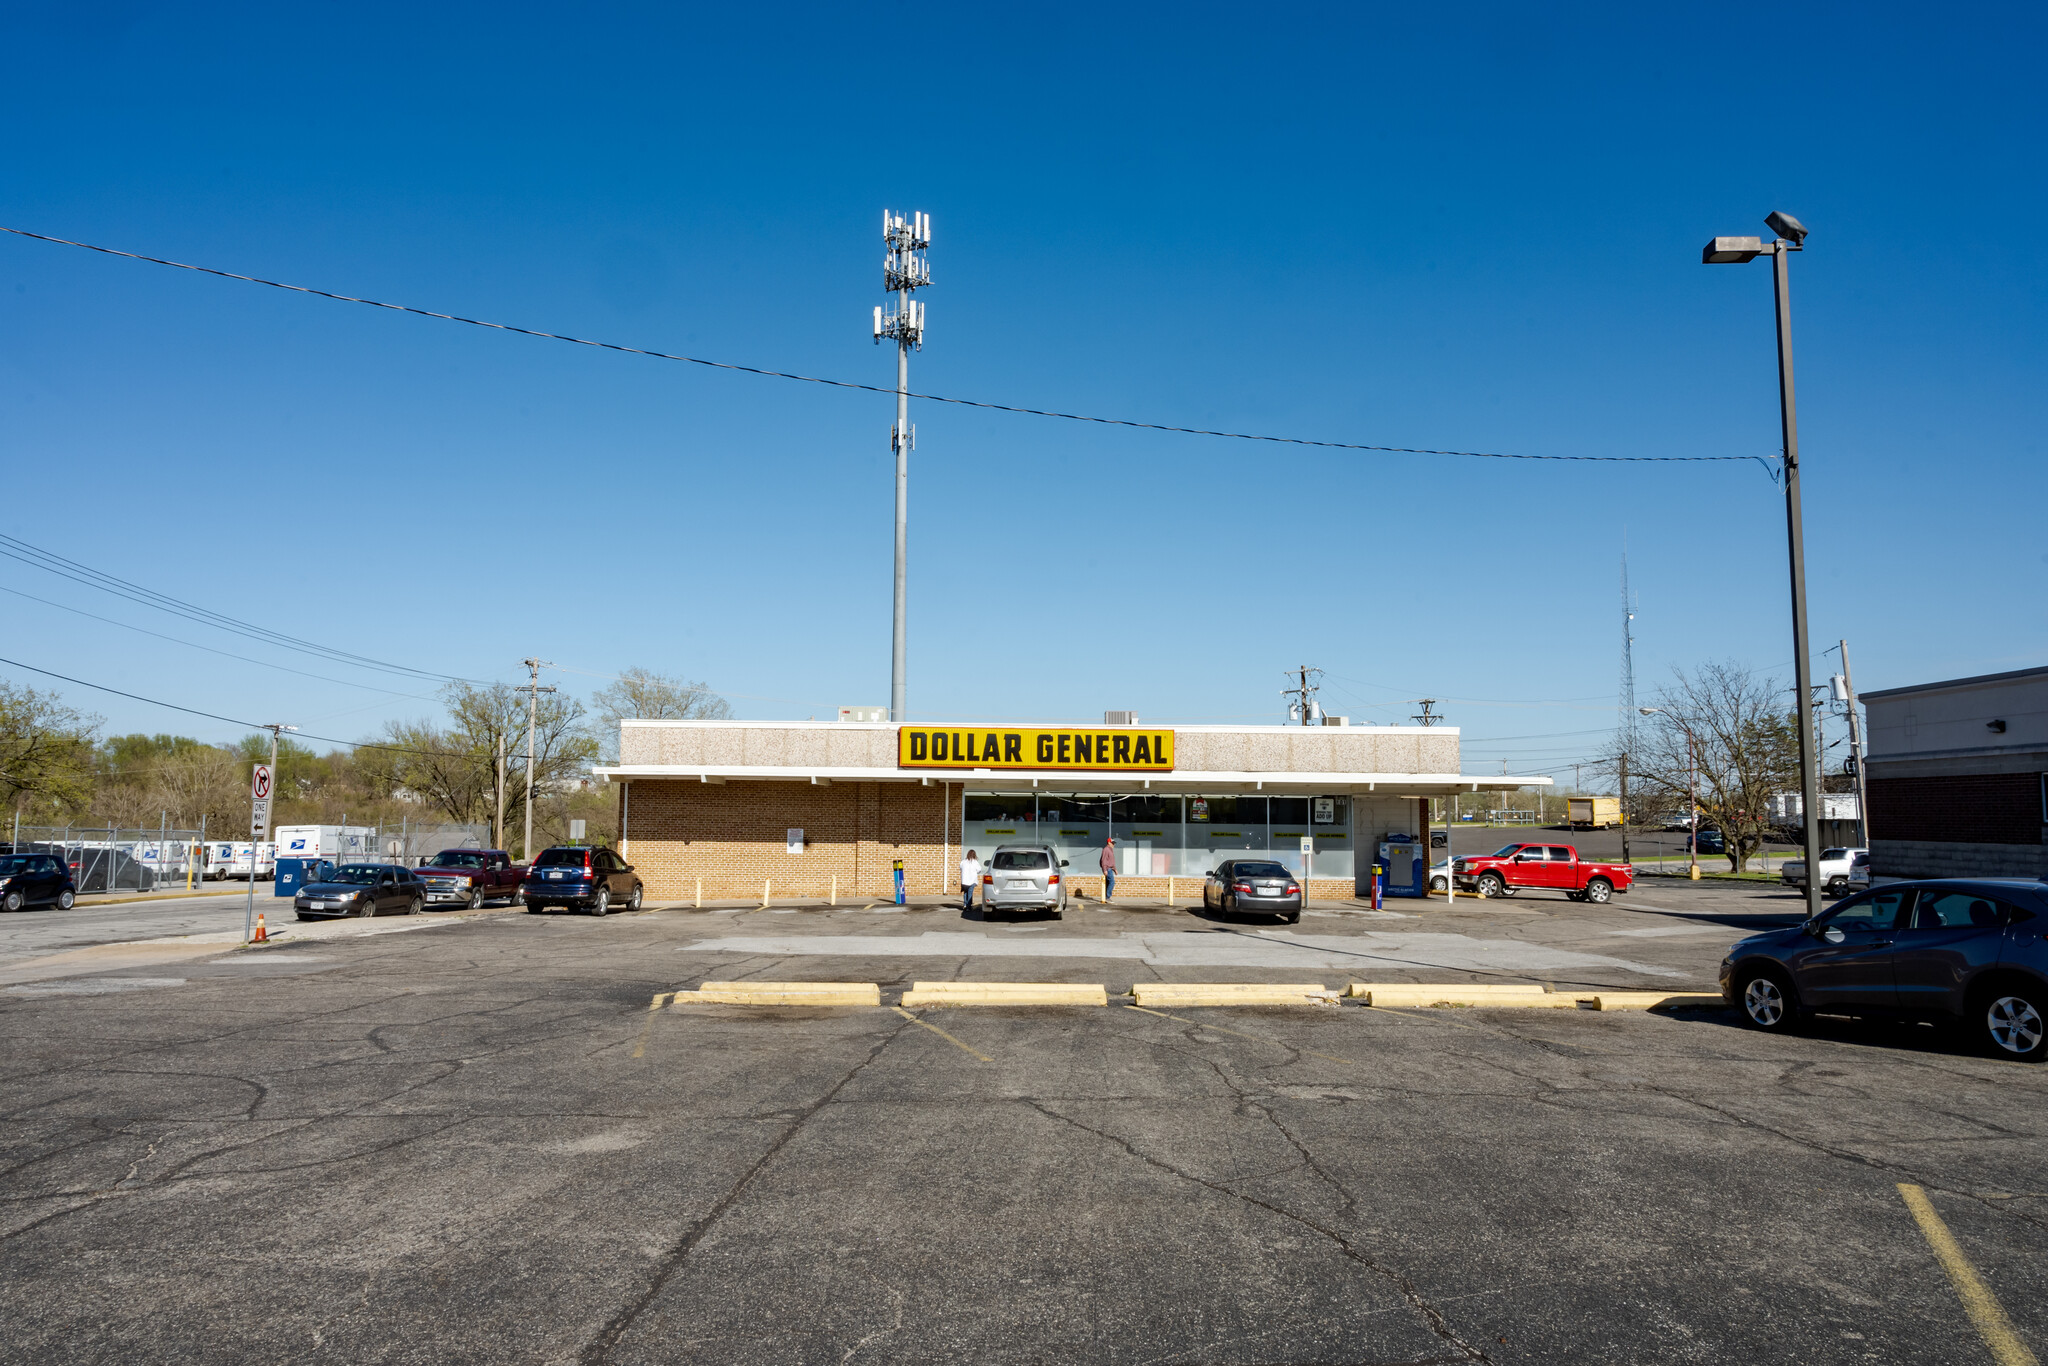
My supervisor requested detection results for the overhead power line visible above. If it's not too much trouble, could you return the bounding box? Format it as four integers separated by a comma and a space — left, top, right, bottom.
0, 531, 478, 686
3, 224, 1755, 466
0, 653, 488, 762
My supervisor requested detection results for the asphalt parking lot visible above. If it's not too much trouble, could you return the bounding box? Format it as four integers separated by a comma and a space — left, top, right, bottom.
4, 881, 2043, 1363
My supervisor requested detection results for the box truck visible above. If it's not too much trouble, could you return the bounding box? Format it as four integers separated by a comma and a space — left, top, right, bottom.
1567, 797, 1621, 830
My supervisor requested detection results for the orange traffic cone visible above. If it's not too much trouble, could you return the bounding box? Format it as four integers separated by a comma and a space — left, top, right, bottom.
252, 912, 268, 944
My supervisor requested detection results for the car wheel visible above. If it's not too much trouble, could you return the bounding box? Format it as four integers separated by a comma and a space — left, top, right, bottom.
3, 889, 22, 912
1476, 873, 1505, 899
57, 889, 75, 909
508, 886, 524, 906
526, 903, 543, 914
1738, 969, 1800, 1033
1585, 878, 1613, 904
590, 888, 609, 917
358, 899, 374, 917
1981, 988, 2046, 1062
1825, 876, 1847, 894
408, 896, 424, 916
627, 885, 643, 911
1285, 912, 1301, 924
1430, 876, 1447, 892
468, 886, 484, 910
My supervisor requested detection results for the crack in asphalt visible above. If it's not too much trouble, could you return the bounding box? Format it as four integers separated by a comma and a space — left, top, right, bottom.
576, 1014, 914, 1365
1020, 1099, 1494, 1364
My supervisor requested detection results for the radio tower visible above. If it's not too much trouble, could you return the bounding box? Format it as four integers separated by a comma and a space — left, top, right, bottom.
873, 210, 930, 723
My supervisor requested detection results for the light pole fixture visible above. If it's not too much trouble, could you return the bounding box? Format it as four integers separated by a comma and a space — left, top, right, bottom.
1702, 210, 1822, 921
1639, 707, 1700, 880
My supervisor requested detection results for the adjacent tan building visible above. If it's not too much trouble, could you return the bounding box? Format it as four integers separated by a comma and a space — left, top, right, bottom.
601, 719, 1541, 902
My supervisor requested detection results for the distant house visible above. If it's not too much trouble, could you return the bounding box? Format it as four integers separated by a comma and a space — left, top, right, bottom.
1862, 666, 2048, 880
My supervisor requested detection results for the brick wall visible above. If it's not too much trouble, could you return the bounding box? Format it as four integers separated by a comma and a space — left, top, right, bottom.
621, 779, 955, 900
1868, 772, 2042, 845
1871, 838, 2047, 880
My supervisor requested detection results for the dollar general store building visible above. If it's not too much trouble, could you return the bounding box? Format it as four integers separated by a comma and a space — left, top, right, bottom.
600, 719, 1542, 901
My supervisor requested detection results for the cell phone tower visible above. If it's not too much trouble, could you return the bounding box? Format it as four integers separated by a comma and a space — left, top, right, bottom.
873, 210, 930, 723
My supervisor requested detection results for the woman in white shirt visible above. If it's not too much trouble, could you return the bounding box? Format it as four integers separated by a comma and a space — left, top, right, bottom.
959, 850, 982, 914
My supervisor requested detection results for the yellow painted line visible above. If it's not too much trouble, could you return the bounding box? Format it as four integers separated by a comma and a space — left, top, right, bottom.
1898, 1183, 2039, 1366
632, 991, 673, 1059
891, 1005, 993, 1062
1347, 982, 1548, 998
1124, 1004, 1353, 1064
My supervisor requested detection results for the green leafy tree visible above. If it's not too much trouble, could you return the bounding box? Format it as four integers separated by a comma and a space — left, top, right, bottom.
1, 683, 100, 822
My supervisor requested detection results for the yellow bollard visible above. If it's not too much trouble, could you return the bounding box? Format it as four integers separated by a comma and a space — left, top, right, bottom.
695, 878, 702, 908
830, 875, 837, 906
1167, 876, 1175, 906
1690, 865, 1702, 881
762, 878, 771, 907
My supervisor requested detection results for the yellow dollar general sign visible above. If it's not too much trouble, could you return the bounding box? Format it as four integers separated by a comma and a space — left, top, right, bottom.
898, 727, 1175, 771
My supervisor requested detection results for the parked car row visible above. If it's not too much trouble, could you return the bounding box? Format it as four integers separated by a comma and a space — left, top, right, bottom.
292, 847, 645, 920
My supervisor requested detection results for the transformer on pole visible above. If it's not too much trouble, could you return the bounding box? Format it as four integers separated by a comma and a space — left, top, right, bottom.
873, 209, 930, 723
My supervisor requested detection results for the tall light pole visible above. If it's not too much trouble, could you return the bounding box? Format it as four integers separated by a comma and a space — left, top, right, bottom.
519, 659, 556, 861
245, 722, 296, 943
1703, 211, 1822, 920
873, 210, 930, 723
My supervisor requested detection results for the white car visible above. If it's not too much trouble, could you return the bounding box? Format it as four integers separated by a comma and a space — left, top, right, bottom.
1780, 846, 1867, 895
1846, 851, 1871, 890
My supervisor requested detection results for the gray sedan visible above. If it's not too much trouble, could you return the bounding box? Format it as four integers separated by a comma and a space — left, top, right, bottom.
1204, 860, 1302, 924
295, 864, 426, 920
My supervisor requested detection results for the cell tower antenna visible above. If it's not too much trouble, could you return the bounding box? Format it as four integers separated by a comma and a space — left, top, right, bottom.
873, 209, 930, 722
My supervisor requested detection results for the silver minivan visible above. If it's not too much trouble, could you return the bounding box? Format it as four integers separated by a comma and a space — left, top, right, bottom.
981, 843, 1068, 917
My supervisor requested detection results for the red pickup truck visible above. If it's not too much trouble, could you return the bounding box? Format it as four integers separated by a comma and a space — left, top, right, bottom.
415, 849, 526, 908
1453, 842, 1633, 903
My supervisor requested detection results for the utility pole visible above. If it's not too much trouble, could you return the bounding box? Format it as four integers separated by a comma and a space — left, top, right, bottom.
244, 722, 295, 943
1618, 751, 1631, 866
1282, 667, 1324, 725
1837, 639, 1871, 849
519, 659, 556, 861
874, 210, 930, 723
1412, 699, 1440, 726
494, 731, 508, 852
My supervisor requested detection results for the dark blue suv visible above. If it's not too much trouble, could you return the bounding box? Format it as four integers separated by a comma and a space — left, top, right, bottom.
1720, 878, 2048, 1060
0, 851, 78, 911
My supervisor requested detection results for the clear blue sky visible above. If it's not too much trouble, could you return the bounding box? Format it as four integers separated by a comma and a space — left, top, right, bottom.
3, 2, 2041, 782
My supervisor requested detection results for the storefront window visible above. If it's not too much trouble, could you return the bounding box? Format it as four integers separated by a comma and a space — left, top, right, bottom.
958, 791, 1351, 880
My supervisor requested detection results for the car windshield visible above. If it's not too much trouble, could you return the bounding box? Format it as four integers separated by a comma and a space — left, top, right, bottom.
428, 852, 487, 868
1234, 862, 1290, 878
991, 851, 1049, 870
324, 865, 384, 885
1491, 844, 1525, 858
533, 848, 589, 867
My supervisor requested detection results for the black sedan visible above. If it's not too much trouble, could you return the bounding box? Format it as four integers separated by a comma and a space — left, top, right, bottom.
1719, 877, 2047, 1060
294, 863, 427, 920
0, 852, 77, 912
522, 845, 643, 916
1203, 859, 1302, 924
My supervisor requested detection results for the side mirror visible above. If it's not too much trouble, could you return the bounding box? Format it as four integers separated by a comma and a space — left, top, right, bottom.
1061, 860, 1070, 867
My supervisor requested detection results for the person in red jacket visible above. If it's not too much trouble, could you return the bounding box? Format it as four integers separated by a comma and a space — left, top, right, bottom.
1100, 836, 1117, 902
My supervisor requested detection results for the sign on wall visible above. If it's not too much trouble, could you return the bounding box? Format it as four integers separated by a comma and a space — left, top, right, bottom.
898, 727, 1175, 772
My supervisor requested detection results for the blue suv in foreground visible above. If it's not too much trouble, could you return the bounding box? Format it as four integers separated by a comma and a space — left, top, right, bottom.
1720, 878, 2048, 1061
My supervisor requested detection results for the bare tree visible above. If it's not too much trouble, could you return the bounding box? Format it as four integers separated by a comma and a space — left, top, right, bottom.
591, 667, 730, 762
359, 682, 599, 852
1616, 662, 1801, 872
